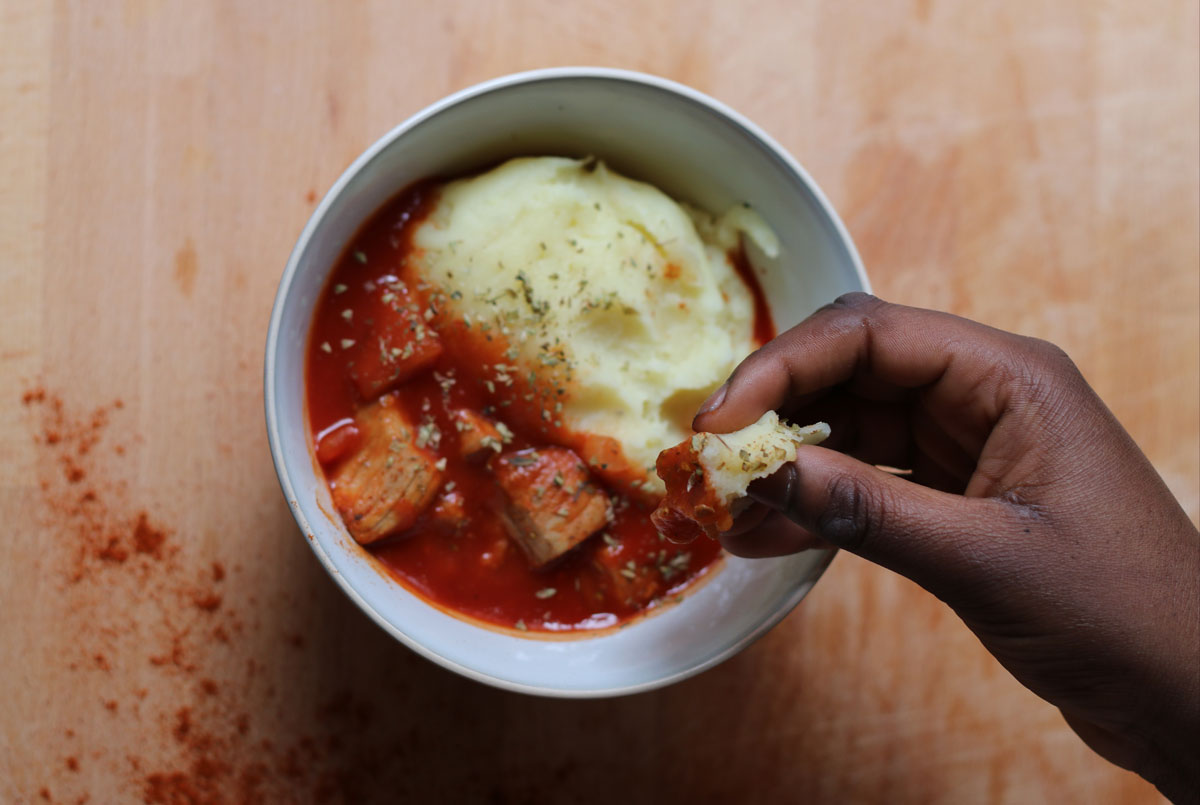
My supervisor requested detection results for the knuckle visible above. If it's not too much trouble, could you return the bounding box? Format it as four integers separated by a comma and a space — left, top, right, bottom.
1020, 336, 1079, 374
831, 291, 883, 314
811, 292, 881, 318
1008, 336, 1087, 407
815, 472, 888, 553
808, 293, 891, 351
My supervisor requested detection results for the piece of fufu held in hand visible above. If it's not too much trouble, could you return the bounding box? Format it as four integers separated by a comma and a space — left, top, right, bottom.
651, 410, 830, 543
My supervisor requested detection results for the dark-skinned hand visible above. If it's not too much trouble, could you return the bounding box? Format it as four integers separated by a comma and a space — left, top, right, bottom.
693, 293, 1199, 803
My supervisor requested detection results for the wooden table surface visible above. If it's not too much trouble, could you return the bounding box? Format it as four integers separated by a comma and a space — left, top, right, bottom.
2, 2, 1196, 803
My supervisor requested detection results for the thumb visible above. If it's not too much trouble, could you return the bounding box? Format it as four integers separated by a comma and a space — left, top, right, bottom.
751, 445, 1022, 605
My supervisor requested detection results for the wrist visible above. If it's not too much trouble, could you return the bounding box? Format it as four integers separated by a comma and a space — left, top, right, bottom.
1136, 724, 1199, 804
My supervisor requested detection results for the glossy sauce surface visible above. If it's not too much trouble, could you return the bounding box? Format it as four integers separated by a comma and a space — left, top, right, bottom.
306, 180, 771, 633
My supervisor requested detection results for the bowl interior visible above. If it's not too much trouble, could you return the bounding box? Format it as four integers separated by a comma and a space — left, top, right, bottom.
267, 70, 867, 696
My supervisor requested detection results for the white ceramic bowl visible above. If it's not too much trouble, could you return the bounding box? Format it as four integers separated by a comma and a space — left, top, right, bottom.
265, 67, 868, 697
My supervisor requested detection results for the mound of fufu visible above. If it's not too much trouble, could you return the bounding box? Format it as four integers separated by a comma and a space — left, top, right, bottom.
411, 157, 776, 492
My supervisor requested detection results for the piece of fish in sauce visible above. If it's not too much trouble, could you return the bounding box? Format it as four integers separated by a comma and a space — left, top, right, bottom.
591, 540, 662, 608
452, 408, 505, 459
492, 447, 610, 567
330, 396, 442, 544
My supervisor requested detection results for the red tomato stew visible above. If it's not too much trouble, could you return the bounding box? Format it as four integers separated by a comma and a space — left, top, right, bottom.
305, 179, 774, 634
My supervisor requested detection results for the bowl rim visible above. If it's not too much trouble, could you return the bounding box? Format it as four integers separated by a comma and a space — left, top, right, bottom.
264, 66, 868, 698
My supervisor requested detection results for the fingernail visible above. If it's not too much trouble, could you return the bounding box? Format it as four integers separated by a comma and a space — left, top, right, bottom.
697, 383, 728, 417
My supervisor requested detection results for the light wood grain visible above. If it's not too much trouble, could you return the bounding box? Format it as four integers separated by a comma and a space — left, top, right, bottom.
1, 1, 1195, 802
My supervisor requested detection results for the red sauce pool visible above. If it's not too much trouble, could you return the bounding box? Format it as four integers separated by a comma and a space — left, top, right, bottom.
305, 178, 774, 633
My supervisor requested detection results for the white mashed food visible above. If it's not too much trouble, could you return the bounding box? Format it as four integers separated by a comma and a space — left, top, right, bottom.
693, 410, 831, 506
411, 156, 779, 493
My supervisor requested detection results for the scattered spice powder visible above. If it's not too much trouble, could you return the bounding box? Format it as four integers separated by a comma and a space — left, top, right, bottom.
21, 386, 426, 803
193, 592, 223, 612
133, 513, 167, 558
97, 538, 129, 563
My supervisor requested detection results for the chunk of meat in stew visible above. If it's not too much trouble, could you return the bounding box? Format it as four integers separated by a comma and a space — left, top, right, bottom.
452, 408, 504, 459
348, 282, 443, 399
492, 447, 610, 567
591, 541, 661, 608
330, 396, 442, 544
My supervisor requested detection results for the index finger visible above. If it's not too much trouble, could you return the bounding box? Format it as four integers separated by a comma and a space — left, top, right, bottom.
692, 293, 1020, 434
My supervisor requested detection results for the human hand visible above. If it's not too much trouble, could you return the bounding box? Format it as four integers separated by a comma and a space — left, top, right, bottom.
693, 293, 1199, 802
